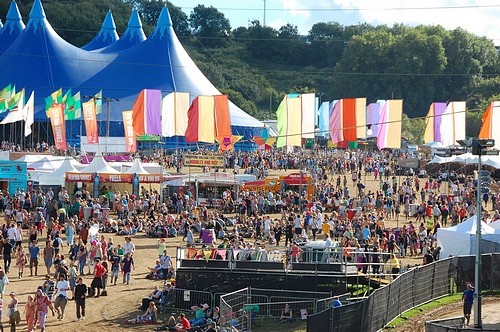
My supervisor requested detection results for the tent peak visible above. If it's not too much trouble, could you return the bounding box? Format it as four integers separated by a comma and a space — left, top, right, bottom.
102, 10, 117, 30
81, 10, 119, 51
26, 0, 48, 31
6, 1, 23, 21
151, 6, 172, 38
128, 9, 143, 28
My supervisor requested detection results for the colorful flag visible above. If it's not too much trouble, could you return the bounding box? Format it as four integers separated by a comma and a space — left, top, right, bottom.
0, 89, 24, 124
122, 110, 136, 152
0, 84, 13, 112
479, 101, 500, 150
440, 101, 466, 146
161, 92, 189, 137
377, 100, 403, 150
82, 101, 98, 144
185, 96, 215, 143
329, 100, 343, 144
132, 89, 162, 136
318, 101, 330, 137
24, 91, 35, 137
6, 89, 23, 111
276, 94, 302, 148
65, 91, 82, 120
366, 102, 381, 138
45, 88, 63, 116
301, 93, 316, 139
48, 103, 67, 151
94, 90, 103, 114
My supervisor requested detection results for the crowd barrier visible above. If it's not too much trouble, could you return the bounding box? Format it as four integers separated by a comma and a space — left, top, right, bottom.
307, 253, 500, 332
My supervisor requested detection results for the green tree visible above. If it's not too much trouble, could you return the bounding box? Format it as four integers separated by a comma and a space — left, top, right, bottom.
401, 114, 426, 144
188, 5, 231, 47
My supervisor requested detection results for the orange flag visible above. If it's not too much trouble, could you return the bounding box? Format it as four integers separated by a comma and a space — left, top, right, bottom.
123, 110, 136, 152
82, 101, 98, 144
48, 103, 67, 151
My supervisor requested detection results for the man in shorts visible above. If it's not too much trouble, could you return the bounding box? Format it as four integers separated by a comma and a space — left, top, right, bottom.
462, 282, 474, 325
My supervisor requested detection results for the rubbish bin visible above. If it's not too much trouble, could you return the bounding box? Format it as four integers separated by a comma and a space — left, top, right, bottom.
83, 207, 93, 221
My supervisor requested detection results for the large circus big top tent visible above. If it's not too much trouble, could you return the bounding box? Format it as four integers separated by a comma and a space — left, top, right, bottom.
0, 0, 264, 142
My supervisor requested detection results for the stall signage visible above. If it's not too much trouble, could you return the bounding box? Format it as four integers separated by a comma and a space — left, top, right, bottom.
184, 155, 224, 167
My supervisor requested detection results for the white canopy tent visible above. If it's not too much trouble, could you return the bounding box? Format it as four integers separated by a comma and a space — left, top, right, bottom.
80, 154, 120, 174
123, 159, 149, 174
436, 215, 500, 257
38, 157, 81, 186
428, 152, 500, 169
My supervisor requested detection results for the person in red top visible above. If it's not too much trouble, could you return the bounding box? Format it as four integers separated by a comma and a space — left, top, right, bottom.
175, 312, 192, 331
34, 289, 55, 332
90, 259, 107, 297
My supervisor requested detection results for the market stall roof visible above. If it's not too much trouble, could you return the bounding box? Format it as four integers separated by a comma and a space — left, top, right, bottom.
38, 157, 80, 186
123, 158, 149, 174
80, 154, 120, 174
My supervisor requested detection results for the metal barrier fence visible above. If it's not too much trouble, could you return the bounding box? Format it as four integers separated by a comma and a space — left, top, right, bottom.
219, 288, 250, 332
307, 253, 500, 332
425, 317, 465, 332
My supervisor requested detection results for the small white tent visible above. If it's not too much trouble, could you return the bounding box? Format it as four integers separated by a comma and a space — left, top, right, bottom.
80, 155, 120, 174
38, 157, 81, 186
123, 159, 149, 174
436, 215, 500, 257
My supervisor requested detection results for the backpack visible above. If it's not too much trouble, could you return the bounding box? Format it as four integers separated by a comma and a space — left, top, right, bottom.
53, 238, 60, 248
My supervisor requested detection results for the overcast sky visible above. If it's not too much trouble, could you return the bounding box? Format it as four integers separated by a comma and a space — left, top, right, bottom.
172, 0, 500, 44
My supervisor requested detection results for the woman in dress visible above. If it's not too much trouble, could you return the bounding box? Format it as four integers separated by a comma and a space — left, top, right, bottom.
0, 267, 9, 298
7, 291, 18, 331
65, 219, 75, 247
25, 295, 36, 332
16, 245, 27, 278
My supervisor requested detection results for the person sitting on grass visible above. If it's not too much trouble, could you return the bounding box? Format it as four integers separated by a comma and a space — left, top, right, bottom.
127, 301, 158, 324
189, 303, 209, 326
279, 303, 292, 323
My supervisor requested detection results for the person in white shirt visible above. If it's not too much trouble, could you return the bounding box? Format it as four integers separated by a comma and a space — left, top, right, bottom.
54, 274, 71, 320
7, 224, 16, 248
123, 237, 135, 256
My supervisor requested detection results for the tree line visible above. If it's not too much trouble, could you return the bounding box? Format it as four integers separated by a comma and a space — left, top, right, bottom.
1, 0, 499, 142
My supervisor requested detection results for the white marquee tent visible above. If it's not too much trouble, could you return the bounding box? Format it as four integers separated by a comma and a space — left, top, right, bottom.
38, 157, 81, 186
436, 215, 500, 258
80, 155, 120, 174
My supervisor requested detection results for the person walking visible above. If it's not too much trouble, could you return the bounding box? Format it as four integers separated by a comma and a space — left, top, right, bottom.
121, 252, 134, 285
74, 277, 87, 321
90, 259, 106, 298
25, 295, 36, 332
462, 282, 475, 326
34, 289, 55, 332
28, 241, 40, 277
54, 274, 70, 320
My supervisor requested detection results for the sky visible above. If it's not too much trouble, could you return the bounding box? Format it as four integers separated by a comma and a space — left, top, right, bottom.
172, 0, 500, 44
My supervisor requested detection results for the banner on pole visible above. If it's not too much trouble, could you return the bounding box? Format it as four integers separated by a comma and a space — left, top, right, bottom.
49, 103, 67, 151
82, 101, 98, 144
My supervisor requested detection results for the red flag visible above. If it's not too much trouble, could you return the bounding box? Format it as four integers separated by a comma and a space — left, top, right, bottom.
49, 103, 67, 151
82, 101, 98, 144
123, 110, 136, 152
